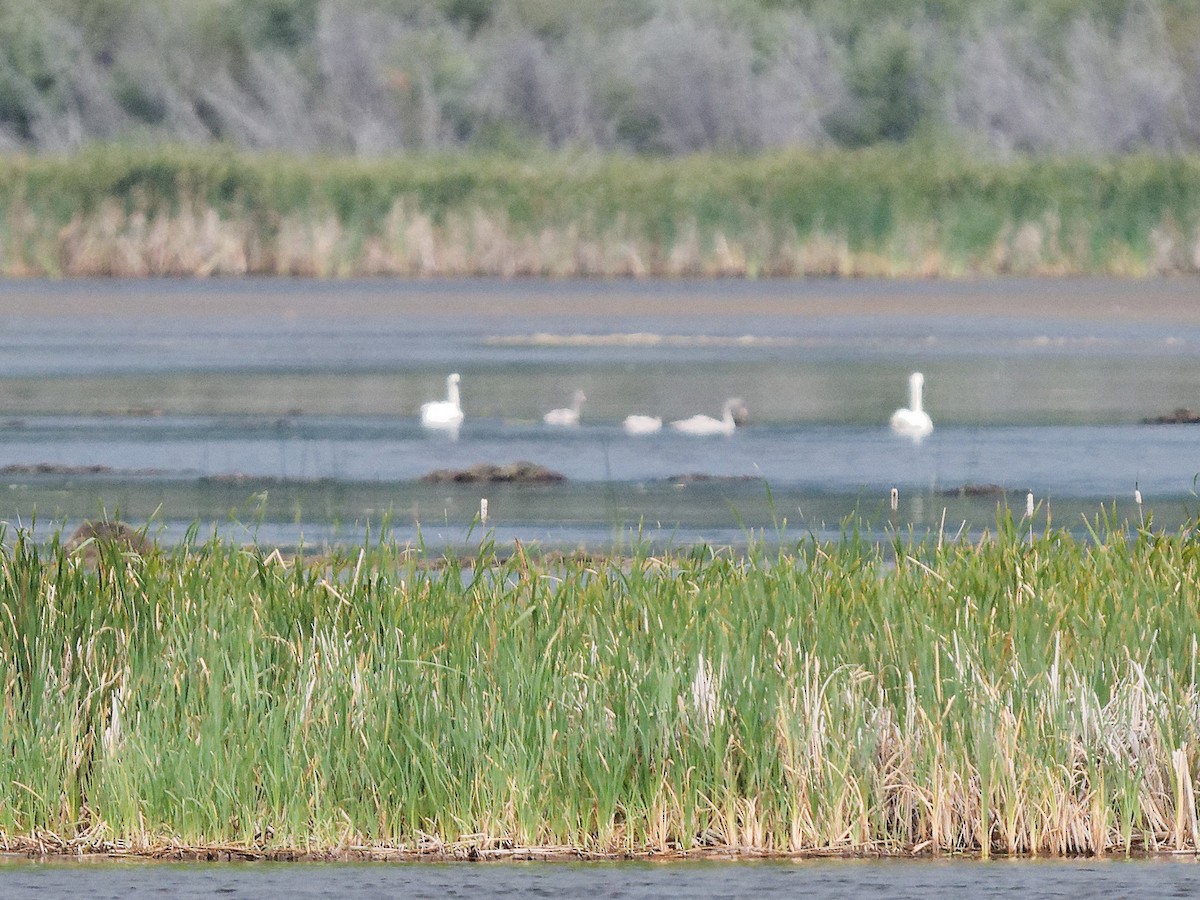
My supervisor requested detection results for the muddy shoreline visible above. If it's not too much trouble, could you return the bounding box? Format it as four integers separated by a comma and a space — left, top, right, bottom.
3, 838, 1192, 863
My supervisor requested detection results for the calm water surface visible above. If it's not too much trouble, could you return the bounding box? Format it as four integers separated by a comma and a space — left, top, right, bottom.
0, 858, 1198, 899
2, 277, 1198, 547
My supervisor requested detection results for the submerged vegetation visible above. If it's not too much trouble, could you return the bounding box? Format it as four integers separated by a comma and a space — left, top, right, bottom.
4, 517, 1200, 857
1, 147, 1199, 277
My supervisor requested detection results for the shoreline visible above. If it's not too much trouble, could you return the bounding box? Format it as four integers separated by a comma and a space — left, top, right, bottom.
5, 839, 1198, 863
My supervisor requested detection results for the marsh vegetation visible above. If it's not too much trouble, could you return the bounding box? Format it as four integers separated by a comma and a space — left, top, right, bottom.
1, 148, 1198, 277
3, 517, 1200, 857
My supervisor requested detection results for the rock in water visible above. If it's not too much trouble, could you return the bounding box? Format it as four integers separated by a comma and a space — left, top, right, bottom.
422, 461, 565, 484
1142, 408, 1200, 424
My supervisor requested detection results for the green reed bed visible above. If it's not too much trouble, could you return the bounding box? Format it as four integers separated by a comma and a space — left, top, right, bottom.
2, 519, 1200, 858
1, 147, 1198, 277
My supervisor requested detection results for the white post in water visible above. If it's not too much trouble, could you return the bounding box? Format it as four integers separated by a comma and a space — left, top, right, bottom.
480, 498, 489, 526
1135, 484, 1143, 527
890, 487, 899, 513
1026, 491, 1034, 544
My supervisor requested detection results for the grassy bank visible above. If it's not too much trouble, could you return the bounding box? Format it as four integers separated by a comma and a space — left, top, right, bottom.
2, 518, 1200, 857
1, 148, 1199, 277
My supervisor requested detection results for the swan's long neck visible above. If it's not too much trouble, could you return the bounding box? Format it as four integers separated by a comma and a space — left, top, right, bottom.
448, 377, 460, 407
573, 392, 585, 413
908, 375, 924, 413
722, 401, 735, 425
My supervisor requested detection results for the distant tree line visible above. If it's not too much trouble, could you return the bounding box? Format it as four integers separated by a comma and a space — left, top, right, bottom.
1, 0, 1198, 156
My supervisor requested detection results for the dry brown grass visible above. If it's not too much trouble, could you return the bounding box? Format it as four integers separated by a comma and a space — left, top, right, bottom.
0, 198, 1194, 279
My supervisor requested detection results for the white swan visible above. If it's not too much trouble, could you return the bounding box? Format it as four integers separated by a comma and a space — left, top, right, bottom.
420, 373, 464, 430
544, 390, 586, 427
890, 372, 933, 440
669, 399, 744, 436
623, 414, 662, 435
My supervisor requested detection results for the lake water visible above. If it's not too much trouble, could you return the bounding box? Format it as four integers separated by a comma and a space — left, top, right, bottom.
1, 858, 1199, 899
2, 277, 1198, 549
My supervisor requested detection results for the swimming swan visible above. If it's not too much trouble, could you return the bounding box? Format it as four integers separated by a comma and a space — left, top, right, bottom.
544, 390, 586, 427
623, 414, 663, 435
890, 372, 933, 440
669, 399, 744, 436
420, 373, 464, 429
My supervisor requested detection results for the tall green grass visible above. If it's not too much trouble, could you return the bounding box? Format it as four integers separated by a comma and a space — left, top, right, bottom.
0, 147, 1198, 277
2, 518, 1200, 856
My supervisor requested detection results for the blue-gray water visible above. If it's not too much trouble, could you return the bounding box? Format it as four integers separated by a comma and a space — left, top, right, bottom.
0, 859, 1198, 899
2, 277, 1198, 548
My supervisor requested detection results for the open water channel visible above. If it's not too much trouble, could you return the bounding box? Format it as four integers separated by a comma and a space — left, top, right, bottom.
1, 276, 1198, 550
1, 857, 1199, 897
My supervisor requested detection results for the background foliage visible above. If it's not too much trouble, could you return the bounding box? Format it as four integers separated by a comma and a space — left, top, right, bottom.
1, 0, 1199, 156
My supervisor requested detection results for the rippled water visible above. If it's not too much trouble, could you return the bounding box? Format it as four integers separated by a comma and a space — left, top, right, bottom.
1, 277, 1198, 547
0, 858, 1198, 899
